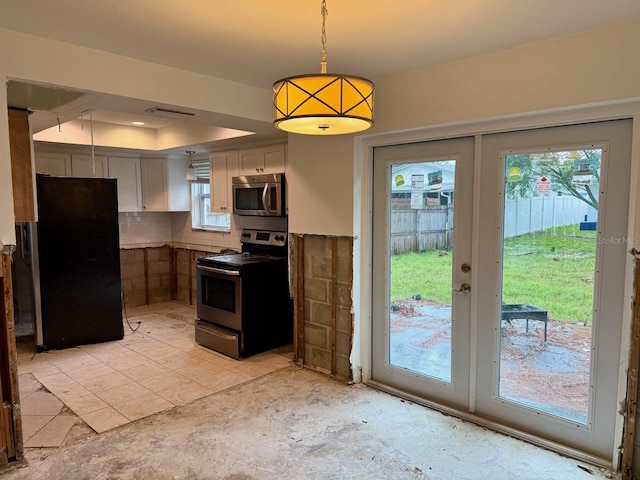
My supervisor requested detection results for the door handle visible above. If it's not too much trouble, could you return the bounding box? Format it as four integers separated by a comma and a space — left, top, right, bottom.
452, 283, 471, 294
262, 183, 271, 215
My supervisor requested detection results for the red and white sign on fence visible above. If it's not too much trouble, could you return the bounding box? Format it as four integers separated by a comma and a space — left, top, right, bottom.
537, 176, 551, 195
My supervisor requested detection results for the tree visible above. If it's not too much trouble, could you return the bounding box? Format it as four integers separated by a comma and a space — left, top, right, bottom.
505, 149, 601, 210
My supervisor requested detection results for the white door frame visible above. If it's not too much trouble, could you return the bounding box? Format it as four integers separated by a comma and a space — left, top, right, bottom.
353, 102, 640, 467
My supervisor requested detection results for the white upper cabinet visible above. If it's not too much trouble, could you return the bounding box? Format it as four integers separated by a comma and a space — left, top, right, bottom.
140, 156, 189, 212
71, 154, 107, 178
34, 153, 71, 176
107, 157, 142, 212
209, 150, 238, 213
238, 144, 286, 175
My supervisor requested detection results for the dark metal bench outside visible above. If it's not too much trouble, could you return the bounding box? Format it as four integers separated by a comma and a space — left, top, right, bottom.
501, 303, 548, 342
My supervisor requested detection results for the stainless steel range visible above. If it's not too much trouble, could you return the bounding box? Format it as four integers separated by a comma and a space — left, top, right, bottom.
195, 229, 292, 359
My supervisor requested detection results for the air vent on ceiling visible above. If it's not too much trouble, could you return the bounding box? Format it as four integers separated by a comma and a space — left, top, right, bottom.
145, 107, 200, 118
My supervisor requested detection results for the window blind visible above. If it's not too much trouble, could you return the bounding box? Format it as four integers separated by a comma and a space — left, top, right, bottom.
189, 158, 210, 183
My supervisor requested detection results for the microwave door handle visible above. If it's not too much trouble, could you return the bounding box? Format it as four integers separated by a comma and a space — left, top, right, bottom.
262, 183, 271, 215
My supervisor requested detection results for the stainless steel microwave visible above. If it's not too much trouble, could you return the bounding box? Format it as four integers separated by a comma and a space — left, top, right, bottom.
231, 173, 285, 216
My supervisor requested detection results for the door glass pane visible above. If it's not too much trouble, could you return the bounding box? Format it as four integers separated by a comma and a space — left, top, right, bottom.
389, 160, 455, 381
499, 149, 600, 424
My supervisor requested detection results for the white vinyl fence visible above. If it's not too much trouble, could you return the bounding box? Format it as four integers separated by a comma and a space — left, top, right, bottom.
503, 195, 596, 238
391, 196, 595, 254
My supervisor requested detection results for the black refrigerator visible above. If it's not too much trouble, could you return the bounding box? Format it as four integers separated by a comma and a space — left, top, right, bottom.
34, 174, 124, 350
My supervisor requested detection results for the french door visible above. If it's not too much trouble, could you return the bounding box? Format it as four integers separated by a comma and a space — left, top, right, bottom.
370, 120, 632, 461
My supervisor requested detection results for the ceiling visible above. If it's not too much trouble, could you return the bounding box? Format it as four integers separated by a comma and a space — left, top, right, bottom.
3, 0, 640, 153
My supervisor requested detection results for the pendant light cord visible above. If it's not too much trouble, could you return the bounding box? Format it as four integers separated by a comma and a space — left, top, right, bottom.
320, 0, 328, 73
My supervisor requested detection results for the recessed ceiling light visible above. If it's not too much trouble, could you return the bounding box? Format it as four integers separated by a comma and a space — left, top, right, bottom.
131, 121, 145, 126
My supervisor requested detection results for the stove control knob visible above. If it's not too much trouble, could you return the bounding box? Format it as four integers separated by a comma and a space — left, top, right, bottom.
275, 235, 285, 242
242, 232, 251, 238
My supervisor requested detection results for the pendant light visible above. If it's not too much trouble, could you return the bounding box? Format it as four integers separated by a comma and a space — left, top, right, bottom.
272, 0, 374, 135
185, 150, 197, 181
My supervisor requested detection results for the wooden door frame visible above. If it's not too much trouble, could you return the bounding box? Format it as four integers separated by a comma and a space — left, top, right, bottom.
0, 250, 23, 466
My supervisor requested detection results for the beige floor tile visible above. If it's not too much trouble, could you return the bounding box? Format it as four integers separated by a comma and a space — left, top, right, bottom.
96, 383, 175, 421
20, 360, 61, 378
154, 352, 206, 370
86, 344, 131, 362
171, 360, 220, 382
162, 339, 196, 352
136, 371, 192, 393
62, 362, 118, 382
19, 373, 41, 397
99, 350, 151, 370
43, 349, 103, 370
20, 391, 64, 416
21, 415, 54, 441
156, 381, 212, 406
16, 302, 294, 438
113, 393, 173, 421
225, 362, 281, 379
119, 336, 166, 353
189, 347, 239, 367
138, 322, 179, 334
36, 372, 85, 398
81, 407, 129, 433
95, 382, 158, 408
199, 371, 252, 393
119, 361, 171, 382
79, 341, 125, 355
137, 344, 184, 361
176, 363, 250, 391
61, 391, 110, 416
36, 373, 108, 416
170, 322, 195, 333
147, 316, 185, 327
24, 415, 77, 448
76, 371, 134, 393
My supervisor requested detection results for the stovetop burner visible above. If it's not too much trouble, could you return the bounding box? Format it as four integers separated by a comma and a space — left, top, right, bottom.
196, 229, 288, 270
198, 253, 284, 268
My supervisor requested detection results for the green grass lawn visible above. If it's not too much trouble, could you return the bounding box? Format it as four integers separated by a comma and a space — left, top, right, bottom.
390, 224, 596, 324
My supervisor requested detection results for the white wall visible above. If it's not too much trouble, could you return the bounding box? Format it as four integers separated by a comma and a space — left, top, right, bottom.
0, 27, 273, 247
287, 134, 355, 236
372, 19, 640, 133
3, 20, 640, 246
0, 79, 12, 250
170, 211, 288, 252
287, 20, 640, 239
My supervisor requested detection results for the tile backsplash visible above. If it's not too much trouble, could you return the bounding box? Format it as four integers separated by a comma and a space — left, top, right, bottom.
119, 211, 288, 251
118, 212, 172, 247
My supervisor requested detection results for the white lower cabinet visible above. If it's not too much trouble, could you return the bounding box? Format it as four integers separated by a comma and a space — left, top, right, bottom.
107, 157, 142, 212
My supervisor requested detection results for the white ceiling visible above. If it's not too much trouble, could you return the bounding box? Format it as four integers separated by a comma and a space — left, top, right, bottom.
3, 0, 640, 152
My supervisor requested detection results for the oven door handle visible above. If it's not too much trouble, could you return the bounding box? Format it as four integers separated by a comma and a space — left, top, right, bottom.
197, 265, 241, 276
262, 183, 271, 215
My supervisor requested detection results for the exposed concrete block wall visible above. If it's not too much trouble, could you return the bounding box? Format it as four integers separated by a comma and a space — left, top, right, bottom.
175, 248, 208, 305
121, 246, 174, 307
291, 234, 354, 381
147, 246, 172, 304
120, 249, 146, 307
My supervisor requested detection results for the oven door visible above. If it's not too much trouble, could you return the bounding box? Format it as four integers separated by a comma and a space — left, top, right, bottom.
196, 265, 242, 331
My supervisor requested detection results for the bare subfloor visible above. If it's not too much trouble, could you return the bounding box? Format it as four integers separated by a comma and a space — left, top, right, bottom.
1, 367, 617, 480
